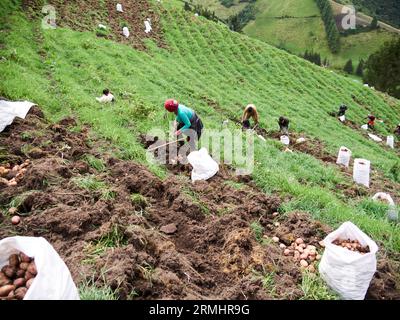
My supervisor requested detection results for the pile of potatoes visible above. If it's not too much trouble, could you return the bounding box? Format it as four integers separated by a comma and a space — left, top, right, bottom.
0, 252, 37, 300
273, 237, 322, 273
333, 238, 370, 254
0, 160, 30, 187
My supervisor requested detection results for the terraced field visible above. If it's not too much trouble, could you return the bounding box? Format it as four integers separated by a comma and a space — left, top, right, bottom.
0, 0, 399, 299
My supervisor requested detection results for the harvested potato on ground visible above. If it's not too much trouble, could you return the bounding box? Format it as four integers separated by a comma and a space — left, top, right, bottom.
14, 287, 27, 300
9, 254, 20, 267
0, 284, 15, 297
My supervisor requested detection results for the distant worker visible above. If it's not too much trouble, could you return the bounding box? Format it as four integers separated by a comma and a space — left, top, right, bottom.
96, 89, 115, 103
242, 104, 259, 130
338, 104, 348, 117
278, 116, 290, 135
366, 114, 376, 130
164, 99, 203, 150
394, 123, 400, 137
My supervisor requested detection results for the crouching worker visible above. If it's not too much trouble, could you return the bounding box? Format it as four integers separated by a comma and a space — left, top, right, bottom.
164, 99, 204, 151
278, 116, 290, 135
394, 123, 400, 137
242, 104, 259, 130
366, 114, 376, 130
96, 89, 115, 103
338, 104, 348, 117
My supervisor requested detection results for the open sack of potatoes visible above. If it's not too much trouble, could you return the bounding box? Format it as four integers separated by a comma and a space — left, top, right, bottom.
0, 236, 79, 300
318, 222, 378, 300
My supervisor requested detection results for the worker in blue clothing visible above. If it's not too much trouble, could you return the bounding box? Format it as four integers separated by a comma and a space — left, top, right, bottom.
164, 99, 204, 150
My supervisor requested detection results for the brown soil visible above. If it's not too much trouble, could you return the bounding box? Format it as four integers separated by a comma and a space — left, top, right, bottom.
21, 0, 166, 50
0, 108, 399, 300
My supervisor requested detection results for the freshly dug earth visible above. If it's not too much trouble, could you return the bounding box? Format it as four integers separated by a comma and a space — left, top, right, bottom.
0, 108, 399, 300
22, 0, 165, 50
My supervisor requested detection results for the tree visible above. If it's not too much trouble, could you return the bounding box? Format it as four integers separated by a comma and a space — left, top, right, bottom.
344, 59, 353, 74
364, 39, 400, 98
356, 59, 364, 77
370, 16, 378, 29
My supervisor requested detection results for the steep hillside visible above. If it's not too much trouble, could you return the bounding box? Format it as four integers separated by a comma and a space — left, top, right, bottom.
1, 0, 400, 299
193, 0, 397, 69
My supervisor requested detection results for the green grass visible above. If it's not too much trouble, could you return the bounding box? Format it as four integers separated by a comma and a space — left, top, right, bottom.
82, 225, 127, 264
79, 276, 119, 300
250, 221, 264, 243
300, 270, 339, 300
130, 193, 148, 209
0, 0, 399, 256
82, 154, 106, 171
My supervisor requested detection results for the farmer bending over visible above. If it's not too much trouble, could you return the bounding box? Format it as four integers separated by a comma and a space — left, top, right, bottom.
366, 114, 376, 130
338, 104, 348, 117
164, 99, 204, 151
242, 104, 259, 130
394, 124, 400, 137
96, 89, 115, 103
278, 116, 290, 135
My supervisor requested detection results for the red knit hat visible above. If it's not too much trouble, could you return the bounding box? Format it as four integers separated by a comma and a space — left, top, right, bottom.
164, 99, 179, 112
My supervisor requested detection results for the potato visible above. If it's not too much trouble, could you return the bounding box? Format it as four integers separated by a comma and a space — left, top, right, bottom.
295, 238, 304, 245
8, 207, 17, 215
279, 243, 286, 249
14, 287, 27, 300
19, 252, 32, 263
24, 271, 35, 281
272, 236, 279, 243
27, 262, 37, 276
283, 249, 291, 256
0, 285, 15, 297
11, 216, 21, 225
300, 253, 308, 260
316, 254, 322, 260
13, 278, 26, 288
26, 278, 34, 289
3, 266, 17, 279
297, 246, 304, 253
300, 259, 309, 267
0, 277, 11, 287
9, 254, 20, 267
16, 269, 25, 278
19, 262, 29, 271
308, 265, 316, 273
8, 290, 15, 298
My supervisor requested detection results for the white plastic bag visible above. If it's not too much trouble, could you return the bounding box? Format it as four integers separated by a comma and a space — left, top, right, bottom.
353, 159, 370, 188
319, 222, 378, 300
116, 3, 123, 12
361, 124, 368, 130
368, 133, 382, 142
336, 146, 351, 167
122, 27, 129, 38
0, 236, 79, 300
280, 135, 290, 145
187, 148, 219, 182
339, 115, 345, 122
386, 136, 394, 149
144, 19, 152, 33
98, 24, 107, 29
372, 192, 395, 206
0, 100, 36, 132
296, 137, 306, 144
